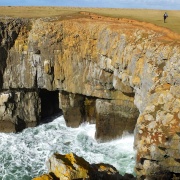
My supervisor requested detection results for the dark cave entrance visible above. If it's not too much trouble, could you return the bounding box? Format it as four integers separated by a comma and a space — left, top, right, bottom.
39, 89, 62, 123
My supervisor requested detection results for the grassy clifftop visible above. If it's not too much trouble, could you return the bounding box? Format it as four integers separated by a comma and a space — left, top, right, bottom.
0, 6, 180, 34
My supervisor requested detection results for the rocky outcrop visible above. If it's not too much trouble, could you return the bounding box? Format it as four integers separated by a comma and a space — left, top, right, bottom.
59, 91, 86, 127
33, 152, 135, 180
58, 90, 138, 140
0, 90, 40, 132
0, 13, 180, 178
59, 91, 97, 126
96, 99, 139, 141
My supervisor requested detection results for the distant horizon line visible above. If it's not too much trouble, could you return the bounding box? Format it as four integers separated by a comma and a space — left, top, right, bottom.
0, 5, 176, 11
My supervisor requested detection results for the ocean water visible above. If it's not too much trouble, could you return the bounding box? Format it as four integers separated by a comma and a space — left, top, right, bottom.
0, 116, 135, 180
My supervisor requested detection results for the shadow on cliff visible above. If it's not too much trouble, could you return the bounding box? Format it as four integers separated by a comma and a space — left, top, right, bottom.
0, 47, 7, 89
0, 19, 23, 89
38, 89, 63, 125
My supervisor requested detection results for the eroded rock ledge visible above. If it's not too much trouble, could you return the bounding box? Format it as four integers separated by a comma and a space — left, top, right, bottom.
0, 14, 180, 178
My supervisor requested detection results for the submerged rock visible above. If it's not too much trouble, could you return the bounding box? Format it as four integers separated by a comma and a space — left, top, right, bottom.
33, 152, 136, 180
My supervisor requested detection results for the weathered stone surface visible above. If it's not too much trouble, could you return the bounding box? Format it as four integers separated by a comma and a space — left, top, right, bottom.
47, 153, 90, 180
0, 90, 40, 132
135, 85, 180, 179
95, 98, 139, 141
84, 96, 96, 124
59, 91, 85, 127
59, 91, 97, 126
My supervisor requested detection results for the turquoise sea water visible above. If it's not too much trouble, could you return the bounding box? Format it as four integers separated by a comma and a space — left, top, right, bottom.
0, 116, 135, 180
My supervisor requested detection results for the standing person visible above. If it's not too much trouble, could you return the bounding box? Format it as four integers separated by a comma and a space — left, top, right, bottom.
163, 12, 168, 23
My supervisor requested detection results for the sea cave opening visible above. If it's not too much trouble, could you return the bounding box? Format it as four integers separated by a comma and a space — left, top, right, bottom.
39, 89, 62, 123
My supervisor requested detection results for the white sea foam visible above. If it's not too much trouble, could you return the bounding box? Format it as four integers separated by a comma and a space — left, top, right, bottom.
0, 116, 135, 180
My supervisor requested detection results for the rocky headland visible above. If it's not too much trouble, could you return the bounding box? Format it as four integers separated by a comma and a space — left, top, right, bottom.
0, 12, 180, 179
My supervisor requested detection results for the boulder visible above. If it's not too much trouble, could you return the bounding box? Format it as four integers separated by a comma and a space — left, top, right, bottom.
47, 153, 90, 180
34, 152, 136, 180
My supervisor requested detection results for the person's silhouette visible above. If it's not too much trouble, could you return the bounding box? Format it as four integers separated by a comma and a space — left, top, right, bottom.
163, 12, 168, 23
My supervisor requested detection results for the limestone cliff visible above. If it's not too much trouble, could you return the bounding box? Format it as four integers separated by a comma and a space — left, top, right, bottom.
0, 13, 180, 178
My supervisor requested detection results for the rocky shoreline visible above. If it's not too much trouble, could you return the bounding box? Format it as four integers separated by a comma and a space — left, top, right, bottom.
33, 153, 136, 180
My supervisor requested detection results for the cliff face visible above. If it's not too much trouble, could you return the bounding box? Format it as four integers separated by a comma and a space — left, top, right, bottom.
0, 14, 180, 178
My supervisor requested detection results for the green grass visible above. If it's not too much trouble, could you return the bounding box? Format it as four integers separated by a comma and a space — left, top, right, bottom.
0, 6, 179, 34
92, 9, 180, 34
